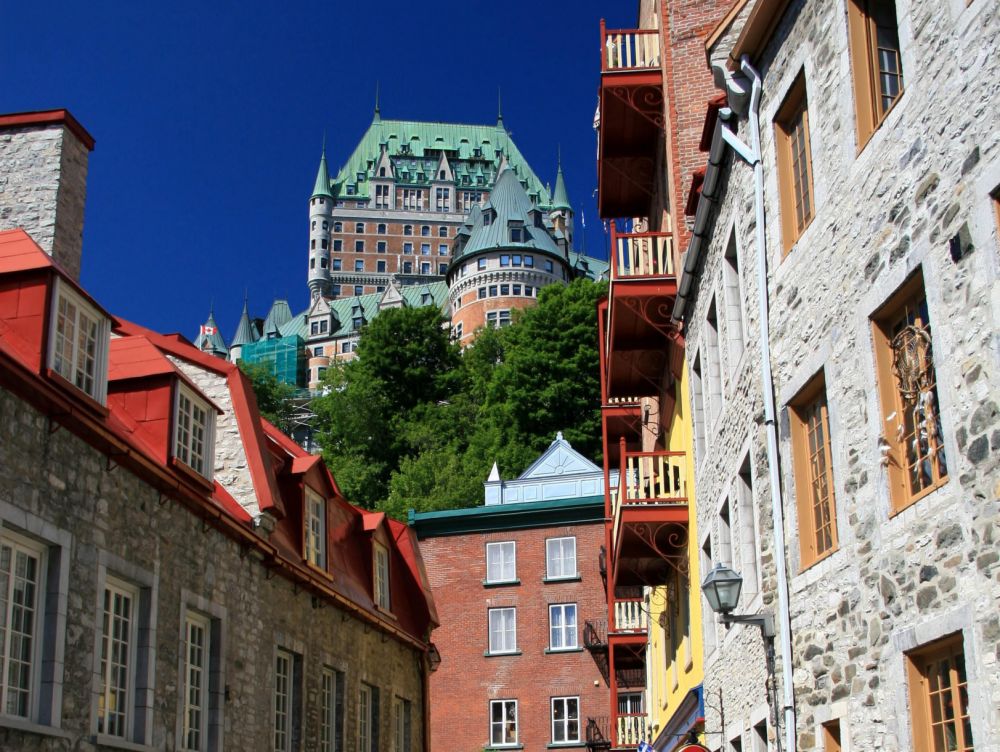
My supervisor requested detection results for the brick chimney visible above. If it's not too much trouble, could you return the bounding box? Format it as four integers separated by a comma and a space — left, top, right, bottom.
0, 110, 95, 281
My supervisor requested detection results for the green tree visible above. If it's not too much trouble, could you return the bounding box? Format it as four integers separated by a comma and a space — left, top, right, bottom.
239, 361, 297, 433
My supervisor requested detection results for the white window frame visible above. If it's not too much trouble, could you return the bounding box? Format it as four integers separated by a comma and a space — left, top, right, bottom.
393, 696, 411, 752
488, 607, 517, 654
320, 667, 341, 752
358, 683, 377, 752
548, 603, 578, 651
305, 487, 327, 569
551, 696, 580, 744
0, 529, 47, 721
181, 610, 211, 751
98, 577, 140, 740
374, 542, 390, 610
489, 699, 518, 747
485, 541, 516, 584
273, 649, 294, 752
545, 537, 577, 580
173, 383, 216, 480
47, 277, 110, 404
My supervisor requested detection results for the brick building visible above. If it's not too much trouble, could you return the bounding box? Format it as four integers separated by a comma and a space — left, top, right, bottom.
676, 1, 1000, 750
410, 435, 610, 752
0, 110, 439, 752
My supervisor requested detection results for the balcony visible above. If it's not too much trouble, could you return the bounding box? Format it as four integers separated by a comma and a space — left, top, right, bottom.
602, 229, 682, 403
609, 446, 688, 588
597, 21, 664, 219
585, 714, 651, 751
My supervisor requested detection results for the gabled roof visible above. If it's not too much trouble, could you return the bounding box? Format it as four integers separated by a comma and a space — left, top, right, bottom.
518, 432, 602, 479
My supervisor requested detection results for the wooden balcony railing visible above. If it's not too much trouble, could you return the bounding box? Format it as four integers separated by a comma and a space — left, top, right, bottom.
612, 598, 647, 633
601, 21, 661, 72
610, 445, 687, 555
616, 713, 650, 747
610, 229, 675, 280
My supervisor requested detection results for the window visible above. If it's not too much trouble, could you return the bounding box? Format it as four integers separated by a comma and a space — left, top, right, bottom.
377, 223, 387, 234
98, 578, 143, 739
483, 211, 493, 226
548, 604, 578, 650
374, 542, 390, 610
48, 280, 110, 404
334, 222, 343, 232
490, 700, 518, 747
403, 242, 413, 255
393, 697, 411, 752
722, 232, 745, 368
734, 456, 759, 603
872, 272, 947, 512
377, 260, 387, 273
704, 298, 723, 425
775, 73, 815, 252
355, 260, 364, 272
421, 225, 430, 236
500, 284, 510, 296
438, 244, 448, 255
790, 374, 839, 568
354, 286, 363, 297
700, 538, 717, 654
847, 0, 904, 146
305, 487, 327, 569
437, 263, 446, 275
510, 228, 522, 242
320, 668, 344, 752
359, 683, 379, 752
717, 499, 733, 568
273, 649, 300, 752
314, 346, 323, 356
524, 255, 534, 268
355, 223, 364, 233
342, 341, 353, 354
822, 720, 842, 752
333, 258, 342, 271
377, 241, 387, 253
402, 262, 412, 274
452, 322, 463, 340
181, 611, 211, 751
551, 697, 580, 744
0, 530, 45, 720
512, 284, 521, 296
375, 185, 389, 209
485, 310, 511, 328
545, 537, 576, 579
438, 226, 448, 237
486, 542, 516, 583
435, 188, 450, 212
174, 384, 215, 479
544, 260, 553, 273
332, 284, 341, 296
488, 285, 498, 298
488, 608, 517, 654
525, 286, 533, 296
907, 634, 974, 752
334, 240, 342, 252
421, 243, 431, 255
500, 254, 510, 267
355, 240, 364, 253
321, 238, 328, 250
478, 258, 487, 270
403, 225, 413, 236
512, 255, 521, 266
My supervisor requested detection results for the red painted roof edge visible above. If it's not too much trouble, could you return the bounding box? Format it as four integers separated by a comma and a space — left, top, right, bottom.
685, 170, 706, 217
213, 481, 254, 523
362, 511, 386, 533
699, 94, 728, 152
114, 318, 235, 377
0, 109, 96, 151
227, 368, 286, 517
388, 518, 440, 627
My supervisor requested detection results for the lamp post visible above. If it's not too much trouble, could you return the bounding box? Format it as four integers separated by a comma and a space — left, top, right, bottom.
700, 564, 782, 752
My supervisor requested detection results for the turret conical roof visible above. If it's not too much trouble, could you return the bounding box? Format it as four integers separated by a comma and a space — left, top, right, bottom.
231, 298, 259, 348
312, 147, 333, 199
552, 159, 571, 211
262, 299, 293, 338
196, 309, 228, 357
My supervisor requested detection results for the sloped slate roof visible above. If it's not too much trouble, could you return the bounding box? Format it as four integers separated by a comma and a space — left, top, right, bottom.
231, 300, 259, 347
262, 299, 293, 337
327, 118, 552, 206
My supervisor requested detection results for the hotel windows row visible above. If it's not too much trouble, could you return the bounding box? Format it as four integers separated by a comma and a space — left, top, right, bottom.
402, 242, 448, 255
488, 696, 581, 748
477, 284, 536, 300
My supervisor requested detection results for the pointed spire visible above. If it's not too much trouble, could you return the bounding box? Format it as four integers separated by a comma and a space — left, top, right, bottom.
311, 140, 333, 199
231, 293, 259, 347
373, 81, 381, 122
197, 306, 227, 357
497, 87, 504, 128
487, 462, 501, 482
552, 148, 571, 211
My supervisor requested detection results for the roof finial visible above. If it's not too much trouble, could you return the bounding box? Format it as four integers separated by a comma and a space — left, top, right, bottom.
321, 130, 327, 158
374, 81, 381, 122
497, 87, 504, 128
557, 143, 562, 169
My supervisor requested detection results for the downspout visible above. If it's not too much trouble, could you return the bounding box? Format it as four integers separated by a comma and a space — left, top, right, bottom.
729, 55, 797, 752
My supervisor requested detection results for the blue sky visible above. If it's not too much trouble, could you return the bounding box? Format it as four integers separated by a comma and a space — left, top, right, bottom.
2, 1, 636, 339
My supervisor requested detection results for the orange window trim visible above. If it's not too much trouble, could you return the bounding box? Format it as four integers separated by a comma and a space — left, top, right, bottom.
775, 72, 814, 255
906, 633, 975, 752
847, 0, 904, 150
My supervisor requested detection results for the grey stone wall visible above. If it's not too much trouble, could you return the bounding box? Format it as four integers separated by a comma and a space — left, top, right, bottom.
0, 384, 426, 751
687, 0, 1000, 750
0, 123, 88, 281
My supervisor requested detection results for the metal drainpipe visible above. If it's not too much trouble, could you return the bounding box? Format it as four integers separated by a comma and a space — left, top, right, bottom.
736, 55, 797, 752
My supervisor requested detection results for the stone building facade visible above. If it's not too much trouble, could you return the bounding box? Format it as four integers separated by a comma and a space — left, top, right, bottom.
0, 110, 438, 752
677, 1, 1000, 750
410, 436, 609, 752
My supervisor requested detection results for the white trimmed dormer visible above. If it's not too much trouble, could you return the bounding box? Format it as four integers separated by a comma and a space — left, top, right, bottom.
172, 382, 216, 481
48, 276, 111, 406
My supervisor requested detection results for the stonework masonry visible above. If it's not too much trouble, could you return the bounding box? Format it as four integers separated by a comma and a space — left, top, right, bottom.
682, 0, 1000, 749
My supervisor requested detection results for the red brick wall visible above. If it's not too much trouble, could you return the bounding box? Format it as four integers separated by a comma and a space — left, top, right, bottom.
421, 521, 608, 752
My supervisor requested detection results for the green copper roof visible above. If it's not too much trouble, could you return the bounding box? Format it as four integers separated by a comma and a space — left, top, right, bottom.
231, 299, 259, 347
327, 118, 553, 206
552, 162, 571, 211
450, 167, 567, 267
262, 299, 293, 338
568, 251, 610, 281
312, 150, 333, 199
408, 495, 604, 538
196, 310, 227, 355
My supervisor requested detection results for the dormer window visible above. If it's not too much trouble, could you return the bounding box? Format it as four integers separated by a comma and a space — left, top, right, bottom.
304, 487, 327, 569
510, 228, 523, 243
48, 279, 110, 405
174, 383, 215, 479
483, 211, 493, 226
374, 542, 390, 610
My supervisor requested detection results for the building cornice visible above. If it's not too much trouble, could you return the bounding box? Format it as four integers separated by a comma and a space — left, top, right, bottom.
409, 496, 604, 538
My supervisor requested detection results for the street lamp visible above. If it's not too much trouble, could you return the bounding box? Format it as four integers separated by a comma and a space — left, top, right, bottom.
700, 563, 773, 637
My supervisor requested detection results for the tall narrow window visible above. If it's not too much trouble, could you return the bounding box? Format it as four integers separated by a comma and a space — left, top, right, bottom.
704, 299, 723, 424
98, 579, 139, 738
548, 604, 578, 650
359, 683, 379, 752
700, 539, 717, 655
48, 279, 110, 404
305, 488, 327, 569
790, 374, 839, 568
872, 272, 947, 512
907, 634, 974, 752
320, 668, 344, 752
374, 543, 390, 610
775, 72, 814, 252
691, 354, 706, 461
717, 499, 733, 567
0, 531, 44, 719
847, 0, 904, 147
734, 456, 760, 603
822, 720, 842, 752
174, 384, 215, 479
722, 232, 745, 369
274, 650, 293, 752
393, 697, 411, 752
545, 537, 577, 579
490, 700, 518, 747
551, 697, 580, 744
182, 611, 210, 751
486, 542, 516, 584
488, 608, 517, 654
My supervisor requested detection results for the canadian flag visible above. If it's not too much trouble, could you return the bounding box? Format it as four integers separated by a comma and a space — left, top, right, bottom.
201, 325, 216, 336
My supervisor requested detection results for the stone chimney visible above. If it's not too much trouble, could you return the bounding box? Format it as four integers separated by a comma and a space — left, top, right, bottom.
0, 110, 95, 281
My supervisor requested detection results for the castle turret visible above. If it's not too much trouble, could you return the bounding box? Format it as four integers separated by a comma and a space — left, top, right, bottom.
229, 296, 259, 362
308, 145, 334, 300
549, 152, 574, 250
195, 308, 228, 359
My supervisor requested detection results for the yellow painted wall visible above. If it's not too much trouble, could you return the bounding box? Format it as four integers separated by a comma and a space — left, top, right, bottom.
646, 357, 704, 749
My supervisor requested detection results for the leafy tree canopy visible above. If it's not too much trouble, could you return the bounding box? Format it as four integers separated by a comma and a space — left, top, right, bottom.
239, 361, 298, 434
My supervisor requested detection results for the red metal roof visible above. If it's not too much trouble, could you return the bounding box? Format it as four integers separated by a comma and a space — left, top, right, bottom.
0, 109, 96, 150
